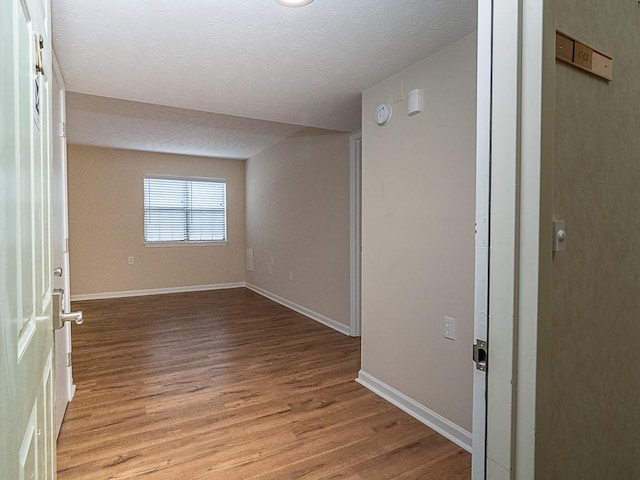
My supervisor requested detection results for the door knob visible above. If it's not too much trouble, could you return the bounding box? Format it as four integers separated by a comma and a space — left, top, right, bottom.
52, 289, 83, 329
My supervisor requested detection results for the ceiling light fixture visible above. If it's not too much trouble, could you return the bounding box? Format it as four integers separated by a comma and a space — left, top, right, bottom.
275, 0, 313, 7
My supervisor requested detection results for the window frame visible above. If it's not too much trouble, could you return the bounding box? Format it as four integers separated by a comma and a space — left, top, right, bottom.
143, 174, 228, 246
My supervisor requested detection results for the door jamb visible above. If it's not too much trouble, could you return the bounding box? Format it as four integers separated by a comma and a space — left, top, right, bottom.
471, 1, 493, 478
486, 1, 553, 478
349, 131, 362, 337
51, 52, 75, 435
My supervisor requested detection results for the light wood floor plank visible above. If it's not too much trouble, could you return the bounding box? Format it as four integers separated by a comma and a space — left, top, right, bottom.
57, 288, 470, 479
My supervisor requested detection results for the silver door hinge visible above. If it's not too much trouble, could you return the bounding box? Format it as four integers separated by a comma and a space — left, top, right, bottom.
473, 339, 488, 372
59, 122, 66, 138
67, 352, 72, 367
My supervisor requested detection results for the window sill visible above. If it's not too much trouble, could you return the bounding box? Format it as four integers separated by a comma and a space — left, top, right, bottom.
144, 241, 228, 248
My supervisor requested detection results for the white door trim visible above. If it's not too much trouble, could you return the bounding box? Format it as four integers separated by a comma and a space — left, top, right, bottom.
486, 3, 522, 472
487, 1, 553, 478
51, 52, 69, 312
51, 51, 75, 438
349, 131, 362, 337
471, 1, 492, 478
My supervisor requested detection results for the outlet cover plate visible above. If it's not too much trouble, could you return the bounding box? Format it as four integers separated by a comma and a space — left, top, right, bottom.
444, 316, 455, 340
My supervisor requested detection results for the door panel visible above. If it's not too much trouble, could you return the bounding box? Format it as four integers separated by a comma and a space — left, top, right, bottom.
1, 0, 55, 477
40, 354, 55, 478
19, 405, 39, 479
17, 0, 35, 339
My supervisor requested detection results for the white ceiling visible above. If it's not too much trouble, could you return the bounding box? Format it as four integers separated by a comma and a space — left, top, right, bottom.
53, 0, 477, 158
65, 92, 317, 159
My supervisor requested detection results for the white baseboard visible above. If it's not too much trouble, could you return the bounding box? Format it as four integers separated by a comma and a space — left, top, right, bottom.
71, 282, 246, 302
72, 282, 351, 337
246, 283, 351, 336
356, 370, 472, 453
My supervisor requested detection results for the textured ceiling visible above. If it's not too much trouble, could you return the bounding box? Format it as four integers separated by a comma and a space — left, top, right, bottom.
53, 0, 477, 158
65, 93, 315, 159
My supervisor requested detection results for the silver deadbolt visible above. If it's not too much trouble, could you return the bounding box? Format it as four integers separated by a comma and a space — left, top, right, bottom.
52, 289, 83, 329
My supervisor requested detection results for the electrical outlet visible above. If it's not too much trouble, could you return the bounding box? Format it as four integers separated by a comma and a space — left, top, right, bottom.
444, 316, 456, 340
267, 264, 272, 274
128, 256, 135, 265
288, 270, 293, 281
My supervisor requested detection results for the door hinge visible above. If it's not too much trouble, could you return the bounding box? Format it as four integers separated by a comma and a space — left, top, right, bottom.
59, 121, 66, 138
34, 33, 45, 75
67, 352, 72, 367
475, 215, 489, 248
473, 339, 488, 372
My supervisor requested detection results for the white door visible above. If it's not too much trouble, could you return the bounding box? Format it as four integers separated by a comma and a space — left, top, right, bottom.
471, 1, 492, 478
52, 54, 75, 437
0, 0, 56, 477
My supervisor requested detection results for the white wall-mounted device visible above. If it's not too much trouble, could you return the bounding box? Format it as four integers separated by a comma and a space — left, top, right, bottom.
375, 103, 393, 126
407, 89, 423, 116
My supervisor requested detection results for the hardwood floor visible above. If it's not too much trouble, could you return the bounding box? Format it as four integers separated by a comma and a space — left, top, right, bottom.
57, 288, 470, 479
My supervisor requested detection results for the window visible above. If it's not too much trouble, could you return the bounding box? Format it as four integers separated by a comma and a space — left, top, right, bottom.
143, 176, 227, 244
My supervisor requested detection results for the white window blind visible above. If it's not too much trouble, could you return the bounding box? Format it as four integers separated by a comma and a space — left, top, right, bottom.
144, 176, 227, 244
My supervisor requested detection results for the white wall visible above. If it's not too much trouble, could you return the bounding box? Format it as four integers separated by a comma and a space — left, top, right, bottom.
246, 129, 351, 329
360, 33, 477, 434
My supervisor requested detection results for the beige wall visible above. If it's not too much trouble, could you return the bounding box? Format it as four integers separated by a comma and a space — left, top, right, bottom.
67, 145, 246, 296
246, 130, 351, 327
360, 33, 476, 432
536, 2, 640, 478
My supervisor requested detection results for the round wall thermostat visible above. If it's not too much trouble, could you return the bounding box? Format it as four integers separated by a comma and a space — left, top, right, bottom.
375, 103, 393, 126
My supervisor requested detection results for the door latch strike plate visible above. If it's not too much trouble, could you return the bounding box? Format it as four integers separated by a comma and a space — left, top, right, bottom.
473, 339, 488, 372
